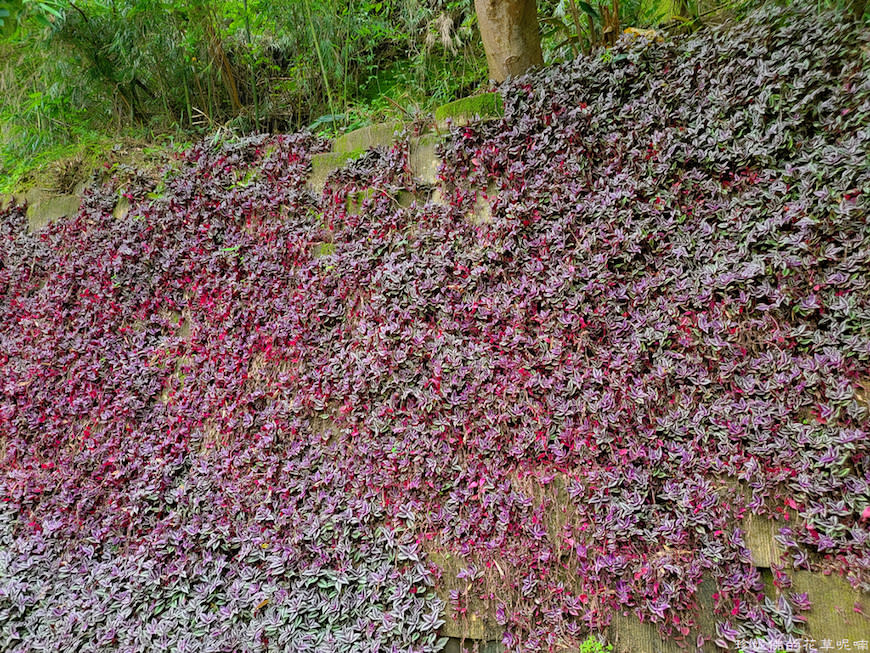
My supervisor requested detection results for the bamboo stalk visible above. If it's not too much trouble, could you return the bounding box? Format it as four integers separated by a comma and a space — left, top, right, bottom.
203, 4, 241, 114
303, 0, 337, 127
242, 0, 260, 131
566, 0, 585, 57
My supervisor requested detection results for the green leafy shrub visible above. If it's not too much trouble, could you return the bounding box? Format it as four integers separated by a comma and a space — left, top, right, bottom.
0, 0, 488, 189
579, 635, 614, 653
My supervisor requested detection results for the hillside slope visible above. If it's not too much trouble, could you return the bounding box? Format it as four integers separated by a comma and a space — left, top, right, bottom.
1, 3, 869, 652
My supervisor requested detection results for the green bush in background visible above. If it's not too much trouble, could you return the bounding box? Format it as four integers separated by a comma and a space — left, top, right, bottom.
0, 0, 863, 192
0, 0, 487, 190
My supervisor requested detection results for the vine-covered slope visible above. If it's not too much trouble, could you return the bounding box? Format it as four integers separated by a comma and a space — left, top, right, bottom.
1, 4, 869, 652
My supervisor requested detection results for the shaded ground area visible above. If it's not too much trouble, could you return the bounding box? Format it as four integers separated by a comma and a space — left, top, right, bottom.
1, 4, 869, 652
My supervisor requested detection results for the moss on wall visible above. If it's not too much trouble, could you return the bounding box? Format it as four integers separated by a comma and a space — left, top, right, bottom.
434, 93, 504, 123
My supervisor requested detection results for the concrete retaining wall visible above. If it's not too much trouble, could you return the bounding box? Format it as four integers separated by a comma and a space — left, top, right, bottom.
4, 93, 867, 652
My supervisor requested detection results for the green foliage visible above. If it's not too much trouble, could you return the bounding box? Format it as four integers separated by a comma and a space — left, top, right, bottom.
0, 0, 488, 188
0, 1, 64, 36
3, 0, 863, 191
316, 242, 337, 257
579, 635, 613, 653
537, 0, 864, 60
540, 0, 668, 58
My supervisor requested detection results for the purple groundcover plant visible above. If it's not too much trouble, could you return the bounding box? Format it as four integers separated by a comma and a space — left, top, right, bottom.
1, 3, 869, 652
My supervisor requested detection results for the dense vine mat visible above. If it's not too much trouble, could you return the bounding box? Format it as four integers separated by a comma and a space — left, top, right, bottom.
2, 3, 869, 652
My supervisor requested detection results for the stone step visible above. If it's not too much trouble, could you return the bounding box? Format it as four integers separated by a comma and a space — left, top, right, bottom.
308, 133, 445, 194
332, 121, 404, 154
308, 91, 505, 194
1, 190, 82, 232
434, 92, 504, 128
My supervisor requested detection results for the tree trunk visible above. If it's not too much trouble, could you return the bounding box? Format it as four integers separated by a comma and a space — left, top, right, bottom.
474, 0, 543, 82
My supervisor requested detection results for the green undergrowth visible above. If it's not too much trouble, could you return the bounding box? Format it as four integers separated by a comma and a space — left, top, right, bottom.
0, 132, 110, 195
579, 636, 614, 653
356, 52, 489, 123
0, 131, 189, 196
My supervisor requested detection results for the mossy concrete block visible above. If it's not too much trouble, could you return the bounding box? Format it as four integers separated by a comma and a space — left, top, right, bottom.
332, 121, 404, 154
396, 190, 417, 208
608, 613, 679, 653
308, 150, 365, 192
438, 611, 501, 641
443, 638, 503, 653
409, 134, 443, 185
791, 571, 870, 642
430, 548, 501, 642
113, 196, 131, 221
469, 195, 493, 225
468, 181, 498, 225
313, 241, 336, 258
742, 512, 785, 568
434, 93, 504, 127
26, 194, 81, 231
1, 189, 41, 211
609, 575, 719, 652
346, 187, 377, 215
430, 187, 449, 206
